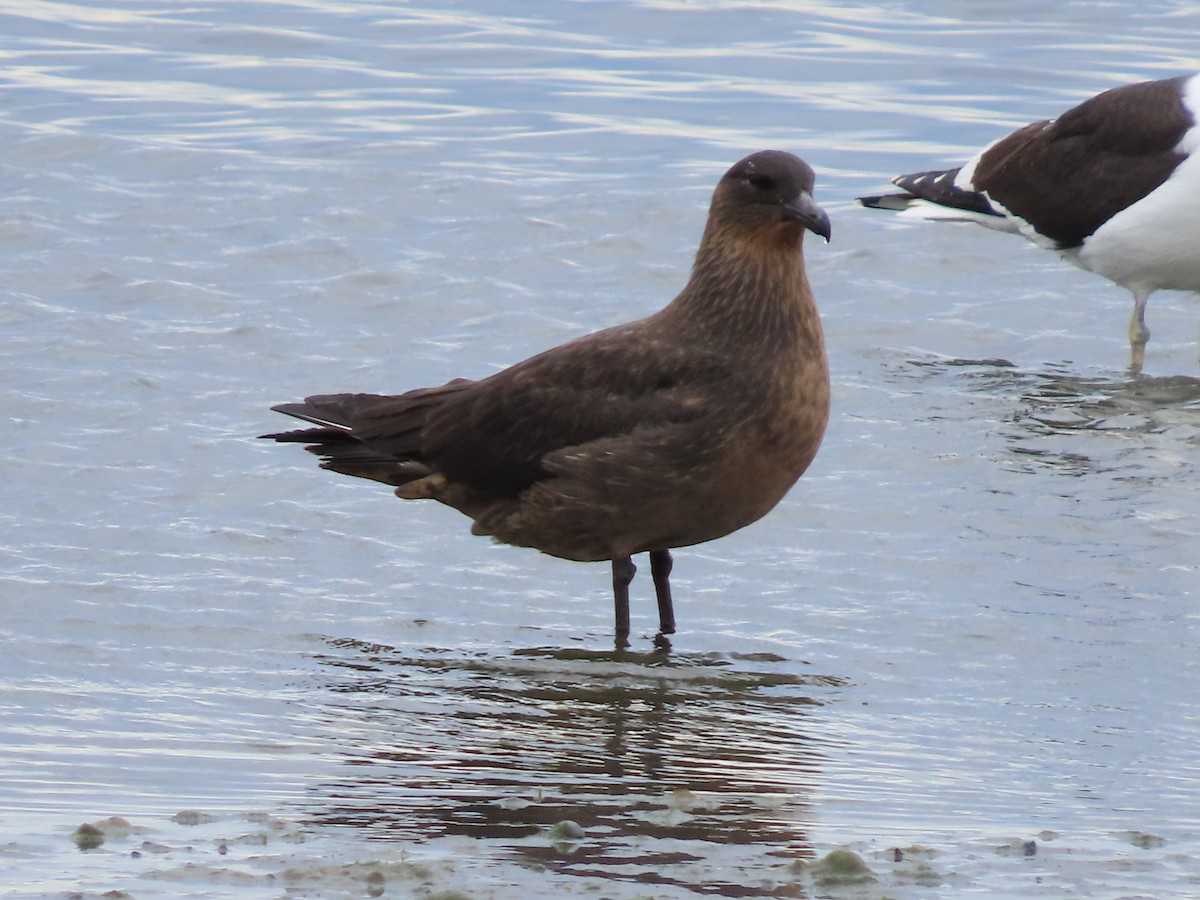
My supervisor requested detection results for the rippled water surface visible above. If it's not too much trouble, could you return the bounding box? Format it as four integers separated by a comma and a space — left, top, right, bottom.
3, 1, 1199, 897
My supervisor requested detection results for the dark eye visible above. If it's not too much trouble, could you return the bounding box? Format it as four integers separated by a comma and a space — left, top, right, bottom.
746, 173, 775, 192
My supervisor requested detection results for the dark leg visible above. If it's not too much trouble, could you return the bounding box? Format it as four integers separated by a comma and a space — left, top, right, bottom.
649, 549, 675, 636
612, 556, 636, 649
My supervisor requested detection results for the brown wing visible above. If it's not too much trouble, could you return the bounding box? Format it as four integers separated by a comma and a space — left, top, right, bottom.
418, 320, 734, 497
265, 319, 735, 498
973, 76, 1191, 247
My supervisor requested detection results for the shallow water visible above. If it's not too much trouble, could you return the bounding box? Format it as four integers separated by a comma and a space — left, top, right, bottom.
2, 1, 1199, 897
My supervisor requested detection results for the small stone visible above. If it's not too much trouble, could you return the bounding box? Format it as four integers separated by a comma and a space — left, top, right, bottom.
172, 810, 218, 827
995, 837, 1040, 857
547, 820, 585, 842
73, 824, 104, 851
366, 870, 385, 898
1122, 831, 1166, 849
808, 849, 876, 886
92, 817, 137, 838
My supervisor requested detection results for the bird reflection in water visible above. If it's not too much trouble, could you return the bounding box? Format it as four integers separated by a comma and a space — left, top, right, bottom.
300, 637, 843, 897
903, 355, 1200, 476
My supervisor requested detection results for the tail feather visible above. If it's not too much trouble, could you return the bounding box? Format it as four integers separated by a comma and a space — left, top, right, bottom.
269, 393, 377, 430
261, 382, 472, 489
891, 167, 1000, 217
858, 166, 1003, 220
856, 191, 920, 211
258, 425, 349, 443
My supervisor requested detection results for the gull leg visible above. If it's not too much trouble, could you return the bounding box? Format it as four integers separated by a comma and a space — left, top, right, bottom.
649, 549, 676, 638
1128, 290, 1151, 376
612, 556, 636, 649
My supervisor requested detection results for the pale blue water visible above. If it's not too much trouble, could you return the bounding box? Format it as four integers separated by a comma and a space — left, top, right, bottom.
2, 2, 1199, 897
